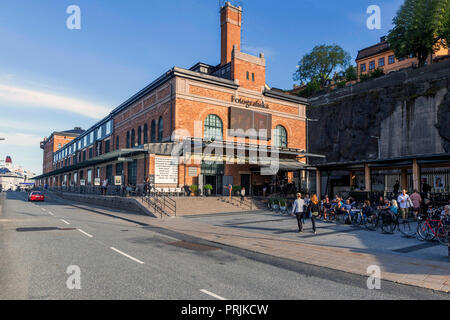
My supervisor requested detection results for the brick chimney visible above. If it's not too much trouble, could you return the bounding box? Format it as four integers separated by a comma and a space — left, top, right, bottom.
220, 2, 242, 66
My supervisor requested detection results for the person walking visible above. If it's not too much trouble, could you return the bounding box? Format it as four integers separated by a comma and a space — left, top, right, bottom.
409, 189, 422, 220
292, 193, 305, 233
310, 194, 319, 234
101, 178, 108, 196
397, 189, 412, 220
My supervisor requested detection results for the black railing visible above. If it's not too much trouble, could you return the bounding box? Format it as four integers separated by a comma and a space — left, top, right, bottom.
142, 191, 176, 217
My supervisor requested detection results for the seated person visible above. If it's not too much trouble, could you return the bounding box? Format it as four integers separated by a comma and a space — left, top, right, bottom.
388, 200, 399, 217
362, 200, 376, 219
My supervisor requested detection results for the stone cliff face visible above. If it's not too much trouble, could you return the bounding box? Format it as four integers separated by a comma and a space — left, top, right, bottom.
307, 59, 450, 165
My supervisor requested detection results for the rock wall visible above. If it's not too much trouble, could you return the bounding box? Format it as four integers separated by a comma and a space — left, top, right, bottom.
307, 59, 450, 165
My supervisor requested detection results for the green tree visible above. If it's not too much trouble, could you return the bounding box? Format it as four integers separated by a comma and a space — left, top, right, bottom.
293, 45, 351, 87
344, 65, 358, 82
388, 0, 449, 67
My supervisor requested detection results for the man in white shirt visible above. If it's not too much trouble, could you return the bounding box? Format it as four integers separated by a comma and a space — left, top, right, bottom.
397, 189, 411, 220
292, 193, 305, 233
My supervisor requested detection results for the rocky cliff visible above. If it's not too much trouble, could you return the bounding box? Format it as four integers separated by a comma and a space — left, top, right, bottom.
307, 59, 450, 165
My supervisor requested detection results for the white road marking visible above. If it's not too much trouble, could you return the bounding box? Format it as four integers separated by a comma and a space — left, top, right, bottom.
47, 212, 54, 216
200, 289, 227, 300
60, 219, 70, 225
41, 207, 46, 212
110, 247, 144, 264
77, 229, 93, 238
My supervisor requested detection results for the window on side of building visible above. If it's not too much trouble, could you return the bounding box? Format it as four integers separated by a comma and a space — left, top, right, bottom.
369, 61, 375, 70
246, 71, 249, 80
105, 140, 110, 153
151, 120, 156, 143
274, 125, 287, 148
89, 147, 93, 159
131, 129, 136, 147
252, 73, 255, 82
378, 57, 385, 67
204, 114, 223, 141
137, 126, 142, 146
116, 136, 120, 150
87, 169, 92, 185
360, 63, 366, 73
388, 55, 395, 64
126, 131, 130, 148
158, 117, 163, 142
143, 124, 148, 144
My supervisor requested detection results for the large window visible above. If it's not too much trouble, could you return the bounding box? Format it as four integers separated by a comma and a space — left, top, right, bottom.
360, 63, 366, 73
143, 124, 148, 144
388, 55, 395, 64
158, 117, 163, 142
274, 125, 287, 148
126, 131, 130, 148
378, 57, 385, 67
131, 129, 136, 147
151, 120, 156, 142
137, 127, 142, 146
204, 114, 223, 141
369, 61, 375, 71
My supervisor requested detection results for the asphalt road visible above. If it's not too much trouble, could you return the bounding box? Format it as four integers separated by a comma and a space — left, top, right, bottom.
0, 191, 448, 300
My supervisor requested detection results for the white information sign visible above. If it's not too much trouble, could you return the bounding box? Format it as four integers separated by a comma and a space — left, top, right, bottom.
155, 156, 178, 184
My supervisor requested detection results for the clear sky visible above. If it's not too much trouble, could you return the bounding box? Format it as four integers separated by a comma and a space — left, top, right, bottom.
0, 0, 404, 174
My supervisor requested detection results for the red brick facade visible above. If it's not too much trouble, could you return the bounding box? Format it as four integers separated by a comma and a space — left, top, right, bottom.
37, 3, 308, 195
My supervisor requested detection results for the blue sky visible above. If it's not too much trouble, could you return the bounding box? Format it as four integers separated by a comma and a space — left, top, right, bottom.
0, 0, 404, 174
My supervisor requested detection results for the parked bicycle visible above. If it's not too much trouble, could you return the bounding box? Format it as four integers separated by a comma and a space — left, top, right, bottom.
416, 208, 449, 245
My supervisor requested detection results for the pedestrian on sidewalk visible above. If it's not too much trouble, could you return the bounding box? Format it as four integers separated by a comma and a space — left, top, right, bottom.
101, 179, 108, 196
410, 189, 422, 220
310, 194, 319, 234
292, 193, 305, 233
397, 189, 412, 220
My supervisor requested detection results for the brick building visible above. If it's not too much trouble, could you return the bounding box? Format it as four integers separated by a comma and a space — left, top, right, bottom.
356, 36, 449, 78
35, 2, 311, 196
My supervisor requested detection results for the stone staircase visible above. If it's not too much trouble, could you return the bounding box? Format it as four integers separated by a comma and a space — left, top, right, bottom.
138, 195, 271, 217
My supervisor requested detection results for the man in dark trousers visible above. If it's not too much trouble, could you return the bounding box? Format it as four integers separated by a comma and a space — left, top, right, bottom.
291, 193, 305, 233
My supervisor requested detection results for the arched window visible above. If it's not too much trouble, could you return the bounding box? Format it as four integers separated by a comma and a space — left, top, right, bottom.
126, 131, 130, 148
143, 124, 148, 144
137, 126, 142, 146
274, 125, 287, 148
204, 114, 223, 141
116, 136, 119, 150
158, 117, 163, 142
151, 120, 156, 143
131, 129, 136, 147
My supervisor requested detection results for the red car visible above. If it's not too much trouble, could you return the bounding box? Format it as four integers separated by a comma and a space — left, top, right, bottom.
28, 191, 45, 202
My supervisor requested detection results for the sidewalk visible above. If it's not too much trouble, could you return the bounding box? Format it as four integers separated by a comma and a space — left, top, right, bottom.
71, 201, 450, 293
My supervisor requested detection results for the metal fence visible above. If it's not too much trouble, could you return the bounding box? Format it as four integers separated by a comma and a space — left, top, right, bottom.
46, 185, 144, 197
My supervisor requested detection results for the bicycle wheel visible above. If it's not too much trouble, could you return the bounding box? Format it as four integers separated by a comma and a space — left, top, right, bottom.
436, 225, 449, 245
416, 221, 434, 241
398, 218, 415, 237
365, 216, 377, 231
381, 216, 395, 234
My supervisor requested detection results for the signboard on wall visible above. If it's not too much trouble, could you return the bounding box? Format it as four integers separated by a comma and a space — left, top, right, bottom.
94, 178, 101, 186
80, 179, 86, 186
155, 156, 178, 184
114, 176, 122, 186
228, 107, 272, 139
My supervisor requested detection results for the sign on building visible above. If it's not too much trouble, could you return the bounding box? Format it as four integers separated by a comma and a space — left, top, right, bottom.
80, 179, 86, 186
114, 176, 122, 186
155, 156, 178, 184
94, 178, 101, 186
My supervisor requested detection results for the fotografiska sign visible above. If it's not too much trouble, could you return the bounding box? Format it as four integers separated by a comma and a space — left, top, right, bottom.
232, 97, 269, 109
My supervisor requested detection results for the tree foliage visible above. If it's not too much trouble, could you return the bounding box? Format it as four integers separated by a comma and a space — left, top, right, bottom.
388, 0, 450, 67
293, 45, 351, 87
